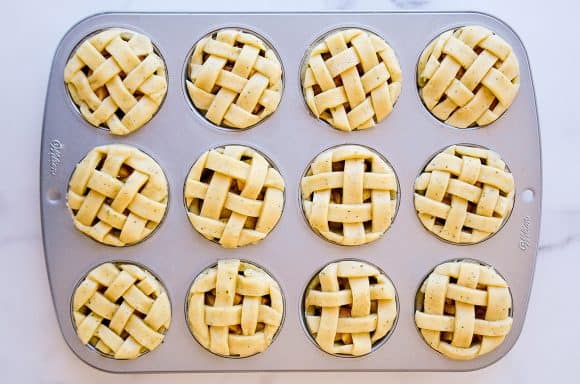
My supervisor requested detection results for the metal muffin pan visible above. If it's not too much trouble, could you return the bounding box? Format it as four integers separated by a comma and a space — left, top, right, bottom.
40, 11, 541, 372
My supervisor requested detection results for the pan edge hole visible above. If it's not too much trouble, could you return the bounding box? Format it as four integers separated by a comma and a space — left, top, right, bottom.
47, 188, 62, 204
521, 188, 534, 203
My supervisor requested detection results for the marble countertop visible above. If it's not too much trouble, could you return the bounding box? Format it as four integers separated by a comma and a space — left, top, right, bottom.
1, 0, 576, 382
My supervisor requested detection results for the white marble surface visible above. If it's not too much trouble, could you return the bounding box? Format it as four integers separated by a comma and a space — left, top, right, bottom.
1, 0, 577, 382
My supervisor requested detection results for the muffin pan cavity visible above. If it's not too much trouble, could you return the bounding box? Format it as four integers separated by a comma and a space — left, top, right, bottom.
71, 261, 171, 359
185, 28, 284, 130
64, 28, 168, 135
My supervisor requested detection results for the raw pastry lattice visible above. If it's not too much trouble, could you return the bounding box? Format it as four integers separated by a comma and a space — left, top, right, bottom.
64, 28, 167, 135
67, 144, 168, 246
301, 145, 398, 245
304, 260, 397, 356
187, 259, 284, 357
414, 145, 514, 244
415, 260, 513, 360
185, 145, 284, 248
417, 25, 519, 128
73, 262, 171, 359
302, 28, 402, 131
186, 29, 283, 128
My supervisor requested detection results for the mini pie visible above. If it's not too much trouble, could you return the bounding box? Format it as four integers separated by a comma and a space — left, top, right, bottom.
186, 29, 283, 128
185, 145, 284, 248
302, 28, 402, 131
414, 145, 514, 243
187, 259, 284, 357
67, 144, 168, 246
304, 260, 397, 356
301, 145, 398, 245
417, 25, 520, 128
415, 260, 513, 360
64, 28, 167, 135
73, 262, 171, 359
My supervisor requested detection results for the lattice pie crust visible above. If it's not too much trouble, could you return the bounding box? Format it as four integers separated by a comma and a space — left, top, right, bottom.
185, 145, 284, 248
73, 262, 171, 359
417, 26, 519, 128
64, 29, 167, 135
301, 145, 398, 245
415, 260, 513, 360
67, 144, 168, 246
187, 259, 284, 357
302, 28, 402, 131
304, 260, 397, 356
186, 29, 283, 128
414, 145, 514, 243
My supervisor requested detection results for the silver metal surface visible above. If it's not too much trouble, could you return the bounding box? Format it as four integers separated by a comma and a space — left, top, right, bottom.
40, 11, 542, 372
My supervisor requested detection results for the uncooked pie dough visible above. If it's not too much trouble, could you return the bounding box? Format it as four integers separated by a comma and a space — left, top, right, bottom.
414, 145, 514, 244
415, 260, 513, 360
302, 28, 402, 131
417, 25, 520, 128
64, 28, 168, 135
72, 262, 171, 359
187, 259, 284, 357
185, 145, 285, 248
186, 29, 283, 128
67, 144, 168, 246
304, 260, 397, 356
301, 145, 398, 245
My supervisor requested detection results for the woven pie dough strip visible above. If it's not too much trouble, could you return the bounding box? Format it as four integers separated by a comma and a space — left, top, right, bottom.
64, 29, 167, 135
415, 261, 512, 360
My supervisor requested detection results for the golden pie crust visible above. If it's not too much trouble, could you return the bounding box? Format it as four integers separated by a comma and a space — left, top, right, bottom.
186, 29, 283, 128
418, 26, 520, 128
67, 144, 168, 246
302, 28, 402, 131
301, 145, 398, 245
187, 259, 284, 357
185, 145, 284, 248
415, 260, 513, 360
414, 145, 514, 243
304, 260, 397, 356
73, 262, 171, 359
64, 28, 167, 135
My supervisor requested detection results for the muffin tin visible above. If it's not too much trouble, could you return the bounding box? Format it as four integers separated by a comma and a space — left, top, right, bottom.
40, 11, 541, 372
